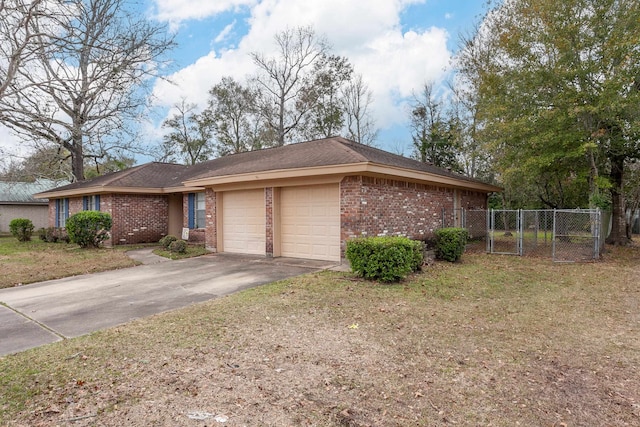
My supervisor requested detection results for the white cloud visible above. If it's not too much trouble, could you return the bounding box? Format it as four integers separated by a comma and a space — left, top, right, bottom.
153, 48, 255, 109
152, 0, 256, 30
214, 21, 236, 44
152, 0, 451, 132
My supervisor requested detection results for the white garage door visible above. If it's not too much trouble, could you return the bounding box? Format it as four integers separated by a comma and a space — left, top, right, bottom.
281, 184, 340, 261
222, 189, 265, 255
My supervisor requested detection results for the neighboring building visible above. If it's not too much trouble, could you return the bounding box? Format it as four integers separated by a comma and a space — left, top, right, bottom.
0, 180, 68, 233
36, 137, 501, 261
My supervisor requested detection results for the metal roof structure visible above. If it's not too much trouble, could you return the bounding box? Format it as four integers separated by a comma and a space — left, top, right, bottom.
0, 180, 69, 204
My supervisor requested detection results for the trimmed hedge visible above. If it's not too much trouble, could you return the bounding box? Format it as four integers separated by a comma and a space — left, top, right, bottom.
65, 211, 112, 248
434, 227, 469, 262
9, 218, 34, 242
346, 236, 424, 282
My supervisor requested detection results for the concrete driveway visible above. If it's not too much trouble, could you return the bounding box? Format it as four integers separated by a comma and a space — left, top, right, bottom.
0, 252, 334, 356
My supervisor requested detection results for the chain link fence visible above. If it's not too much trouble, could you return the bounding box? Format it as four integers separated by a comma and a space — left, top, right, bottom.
443, 208, 603, 262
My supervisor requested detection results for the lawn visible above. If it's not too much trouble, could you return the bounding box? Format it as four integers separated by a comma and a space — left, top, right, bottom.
1, 245, 639, 426
0, 236, 140, 289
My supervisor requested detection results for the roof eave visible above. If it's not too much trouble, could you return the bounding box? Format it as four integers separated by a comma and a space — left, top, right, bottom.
365, 164, 502, 192
183, 162, 502, 193
34, 186, 166, 199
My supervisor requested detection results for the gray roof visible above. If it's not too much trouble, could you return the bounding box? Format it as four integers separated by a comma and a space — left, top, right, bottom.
0, 180, 69, 204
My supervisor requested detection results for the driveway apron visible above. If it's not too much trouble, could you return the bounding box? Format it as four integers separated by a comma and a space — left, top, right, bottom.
0, 254, 330, 356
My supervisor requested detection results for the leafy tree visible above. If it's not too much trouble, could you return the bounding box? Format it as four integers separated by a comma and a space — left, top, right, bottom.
301, 54, 353, 139
84, 154, 135, 178
457, 0, 640, 244
0, 146, 72, 181
250, 26, 329, 146
206, 77, 265, 156
624, 160, 640, 238
448, 79, 493, 181
0, 0, 173, 181
342, 74, 378, 146
160, 99, 214, 165
409, 82, 461, 171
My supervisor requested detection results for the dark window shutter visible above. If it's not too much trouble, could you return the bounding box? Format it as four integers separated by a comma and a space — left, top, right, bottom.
188, 193, 195, 229
64, 198, 69, 219
83, 196, 88, 210
55, 199, 60, 227
96, 195, 100, 211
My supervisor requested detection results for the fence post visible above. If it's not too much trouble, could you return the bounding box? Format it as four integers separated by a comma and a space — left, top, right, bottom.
552, 209, 557, 261
486, 209, 493, 254
517, 209, 523, 256
594, 209, 601, 259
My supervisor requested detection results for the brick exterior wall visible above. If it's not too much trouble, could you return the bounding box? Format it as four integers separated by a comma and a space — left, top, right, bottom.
102, 194, 168, 245
340, 175, 472, 254
265, 187, 274, 256
48, 201, 54, 227
204, 188, 217, 251
69, 197, 83, 216
460, 189, 488, 210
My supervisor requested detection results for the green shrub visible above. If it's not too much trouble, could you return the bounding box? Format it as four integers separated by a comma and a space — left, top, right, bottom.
9, 218, 34, 242
169, 239, 187, 254
346, 236, 424, 282
38, 227, 70, 243
65, 211, 112, 248
159, 235, 177, 249
434, 227, 469, 262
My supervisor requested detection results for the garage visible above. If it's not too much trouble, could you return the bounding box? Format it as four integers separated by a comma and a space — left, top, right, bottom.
222, 189, 265, 255
280, 184, 341, 261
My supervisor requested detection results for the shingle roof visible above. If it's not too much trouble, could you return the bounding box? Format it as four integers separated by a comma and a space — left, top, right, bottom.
36, 137, 500, 196
40, 162, 190, 193
0, 180, 69, 204
183, 136, 486, 186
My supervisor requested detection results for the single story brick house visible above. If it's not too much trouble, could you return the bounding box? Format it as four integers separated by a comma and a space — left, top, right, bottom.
36, 137, 500, 261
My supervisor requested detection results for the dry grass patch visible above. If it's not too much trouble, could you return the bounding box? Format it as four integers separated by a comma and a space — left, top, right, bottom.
0, 236, 140, 289
1, 245, 639, 426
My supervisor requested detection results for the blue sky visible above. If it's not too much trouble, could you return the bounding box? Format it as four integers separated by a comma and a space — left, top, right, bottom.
0, 0, 490, 163
145, 0, 489, 157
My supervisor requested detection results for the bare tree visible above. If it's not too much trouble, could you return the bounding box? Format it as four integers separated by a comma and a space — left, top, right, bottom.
0, 0, 173, 181
342, 74, 377, 145
250, 26, 328, 146
0, 0, 51, 100
206, 77, 266, 156
160, 99, 214, 165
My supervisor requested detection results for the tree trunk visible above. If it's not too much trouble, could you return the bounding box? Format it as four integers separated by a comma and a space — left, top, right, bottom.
606, 156, 630, 245
70, 134, 84, 182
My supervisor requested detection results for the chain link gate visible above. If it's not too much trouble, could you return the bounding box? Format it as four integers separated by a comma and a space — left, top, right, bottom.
452, 208, 603, 262
552, 209, 602, 262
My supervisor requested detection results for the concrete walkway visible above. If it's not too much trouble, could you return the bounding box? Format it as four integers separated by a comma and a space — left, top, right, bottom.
0, 253, 335, 356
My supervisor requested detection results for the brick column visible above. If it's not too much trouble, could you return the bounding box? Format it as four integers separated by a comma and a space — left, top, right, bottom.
205, 188, 217, 252
265, 187, 274, 257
